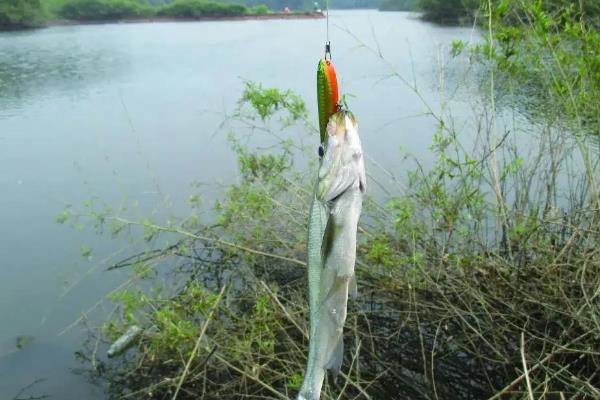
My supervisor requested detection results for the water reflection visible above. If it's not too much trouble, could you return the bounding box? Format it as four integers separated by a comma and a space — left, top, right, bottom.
0, 28, 128, 113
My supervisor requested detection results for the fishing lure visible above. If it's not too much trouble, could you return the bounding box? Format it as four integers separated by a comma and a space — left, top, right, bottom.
316, 58, 339, 144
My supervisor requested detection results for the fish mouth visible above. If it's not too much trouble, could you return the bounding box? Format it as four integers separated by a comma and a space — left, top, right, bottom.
317, 111, 363, 202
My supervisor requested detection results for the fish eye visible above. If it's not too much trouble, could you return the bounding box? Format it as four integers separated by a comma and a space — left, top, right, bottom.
318, 145, 324, 158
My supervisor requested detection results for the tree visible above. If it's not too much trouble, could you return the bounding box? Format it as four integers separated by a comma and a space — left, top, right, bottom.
379, 0, 417, 11
419, 0, 478, 23
0, 0, 44, 30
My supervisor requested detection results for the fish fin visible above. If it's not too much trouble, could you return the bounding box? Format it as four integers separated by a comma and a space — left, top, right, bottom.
320, 276, 348, 381
321, 215, 334, 268
358, 160, 367, 194
322, 164, 355, 202
325, 336, 344, 380
349, 274, 358, 299
354, 145, 366, 195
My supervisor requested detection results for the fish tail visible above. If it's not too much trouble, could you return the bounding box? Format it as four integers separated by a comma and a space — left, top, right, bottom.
325, 274, 350, 373
324, 334, 344, 380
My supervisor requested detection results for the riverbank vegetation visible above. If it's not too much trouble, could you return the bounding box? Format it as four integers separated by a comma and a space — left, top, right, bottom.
157, 0, 250, 18
56, 1, 600, 399
58, 0, 276, 21
487, 1, 600, 136
0, 0, 321, 30
59, 0, 153, 21
417, 0, 600, 25
69, 81, 600, 399
0, 0, 44, 30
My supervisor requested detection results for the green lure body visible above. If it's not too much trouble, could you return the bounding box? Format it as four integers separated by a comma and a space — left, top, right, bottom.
316, 59, 339, 144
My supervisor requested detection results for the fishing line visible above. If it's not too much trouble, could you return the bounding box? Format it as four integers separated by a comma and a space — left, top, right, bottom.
325, 0, 331, 60
316, 0, 338, 143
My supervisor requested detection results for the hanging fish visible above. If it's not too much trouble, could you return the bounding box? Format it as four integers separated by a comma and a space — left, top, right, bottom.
298, 110, 366, 400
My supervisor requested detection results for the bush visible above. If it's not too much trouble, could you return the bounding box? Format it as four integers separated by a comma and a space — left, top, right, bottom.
0, 0, 44, 30
61, 3, 600, 398
419, 0, 479, 23
43, 0, 69, 18
59, 0, 152, 21
157, 0, 248, 18
249, 4, 270, 15
69, 76, 600, 399
483, 1, 600, 135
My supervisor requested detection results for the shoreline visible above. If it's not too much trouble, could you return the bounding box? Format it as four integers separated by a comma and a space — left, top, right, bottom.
47, 12, 324, 27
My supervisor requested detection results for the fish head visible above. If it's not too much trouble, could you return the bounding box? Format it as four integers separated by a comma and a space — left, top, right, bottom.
317, 111, 366, 202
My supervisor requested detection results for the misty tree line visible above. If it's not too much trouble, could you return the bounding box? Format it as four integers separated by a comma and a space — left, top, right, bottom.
381, 0, 600, 23
0, 0, 381, 30
2, 1, 599, 33
0, 0, 44, 30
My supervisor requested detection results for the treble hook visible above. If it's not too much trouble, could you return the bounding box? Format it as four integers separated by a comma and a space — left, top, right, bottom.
325, 41, 331, 61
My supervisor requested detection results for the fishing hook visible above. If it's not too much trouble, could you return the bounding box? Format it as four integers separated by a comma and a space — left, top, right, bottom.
325, 41, 331, 60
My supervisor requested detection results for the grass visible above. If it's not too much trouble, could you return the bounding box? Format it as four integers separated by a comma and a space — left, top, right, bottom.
66, 85, 600, 399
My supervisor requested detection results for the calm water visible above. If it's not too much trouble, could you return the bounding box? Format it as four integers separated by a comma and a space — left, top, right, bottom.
0, 11, 477, 398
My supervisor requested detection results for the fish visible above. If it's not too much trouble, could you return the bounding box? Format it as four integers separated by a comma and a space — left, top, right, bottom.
298, 111, 366, 400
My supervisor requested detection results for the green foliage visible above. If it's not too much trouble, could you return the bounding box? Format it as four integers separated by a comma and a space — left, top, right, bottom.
379, 0, 417, 12
249, 3, 269, 14
60, 0, 153, 20
0, 0, 45, 30
419, 0, 600, 26
494, 0, 600, 28
239, 81, 307, 122
67, 71, 600, 399
43, 0, 70, 18
55, 207, 72, 224
418, 0, 479, 23
79, 244, 92, 258
483, 0, 600, 135
157, 0, 249, 18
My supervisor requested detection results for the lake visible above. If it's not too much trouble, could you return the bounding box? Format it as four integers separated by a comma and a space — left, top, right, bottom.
0, 10, 478, 399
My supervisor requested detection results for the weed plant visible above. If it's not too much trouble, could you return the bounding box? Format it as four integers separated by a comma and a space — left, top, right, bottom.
61, 4, 600, 399
59, 0, 153, 20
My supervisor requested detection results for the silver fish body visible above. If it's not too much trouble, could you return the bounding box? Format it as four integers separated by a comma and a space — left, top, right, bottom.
298, 111, 366, 400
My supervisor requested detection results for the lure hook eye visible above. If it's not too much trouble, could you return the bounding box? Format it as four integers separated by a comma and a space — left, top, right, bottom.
324, 41, 331, 61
